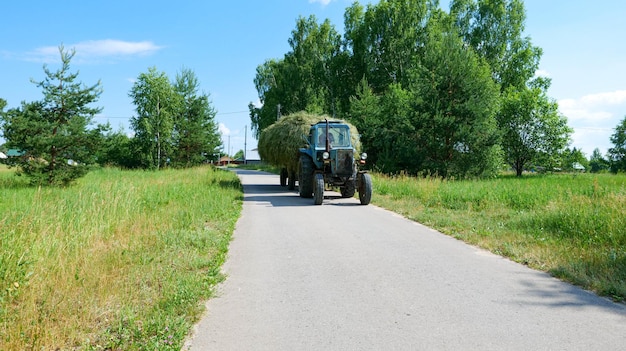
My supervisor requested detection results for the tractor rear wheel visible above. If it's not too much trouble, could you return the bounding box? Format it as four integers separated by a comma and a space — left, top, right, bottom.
359, 173, 372, 205
288, 169, 296, 190
280, 168, 288, 187
298, 156, 313, 198
314, 173, 324, 205
340, 179, 356, 198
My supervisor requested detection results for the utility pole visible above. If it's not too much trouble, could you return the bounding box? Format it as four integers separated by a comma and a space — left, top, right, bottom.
244, 125, 247, 165
228, 135, 231, 166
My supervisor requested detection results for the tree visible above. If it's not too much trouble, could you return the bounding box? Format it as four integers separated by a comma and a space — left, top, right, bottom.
589, 147, 609, 173
498, 80, 572, 176
0, 47, 103, 186
560, 147, 588, 172
93, 124, 137, 168
409, 22, 502, 178
450, 0, 542, 91
349, 19, 502, 178
608, 116, 626, 173
129, 67, 178, 170
232, 149, 244, 160
348, 78, 381, 165
171, 68, 221, 167
250, 16, 342, 138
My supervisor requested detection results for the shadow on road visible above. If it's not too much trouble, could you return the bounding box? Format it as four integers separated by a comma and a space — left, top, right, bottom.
508, 270, 626, 316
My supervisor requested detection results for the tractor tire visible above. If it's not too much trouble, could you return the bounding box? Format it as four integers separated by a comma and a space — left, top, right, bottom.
314, 173, 324, 205
288, 169, 296, 190
298, 156, 314, 198
340, 179, 356, 198
359, 173, 372, 205
280, 168, 288, 187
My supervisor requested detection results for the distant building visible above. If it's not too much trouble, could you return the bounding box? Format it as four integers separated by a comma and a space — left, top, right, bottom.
6, 149, 24, 157
218, 156, 234, 166
572, 162, 585, 172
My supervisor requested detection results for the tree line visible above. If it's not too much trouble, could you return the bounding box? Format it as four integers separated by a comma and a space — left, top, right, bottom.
249, 0, 626, 177
0, 47, 221, 186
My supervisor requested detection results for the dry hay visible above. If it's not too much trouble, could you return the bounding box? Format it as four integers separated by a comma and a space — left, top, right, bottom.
258, 111, 361, 172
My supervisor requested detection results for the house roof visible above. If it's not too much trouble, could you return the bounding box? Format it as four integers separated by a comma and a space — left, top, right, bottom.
0, 152, 6, 159
6, 149, 24, 157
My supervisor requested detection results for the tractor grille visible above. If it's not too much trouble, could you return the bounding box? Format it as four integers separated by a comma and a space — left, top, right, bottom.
335, 149, 354, 176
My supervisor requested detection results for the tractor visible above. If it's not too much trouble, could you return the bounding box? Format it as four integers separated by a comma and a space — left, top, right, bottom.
297, 119, 372, 205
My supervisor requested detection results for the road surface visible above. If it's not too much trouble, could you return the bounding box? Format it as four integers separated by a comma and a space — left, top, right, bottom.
184, 170, 626, 350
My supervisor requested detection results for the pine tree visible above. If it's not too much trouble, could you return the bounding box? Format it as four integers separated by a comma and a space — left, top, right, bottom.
0, 46, 102, 186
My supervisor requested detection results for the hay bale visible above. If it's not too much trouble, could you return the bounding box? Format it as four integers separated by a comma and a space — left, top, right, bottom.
258, 111, 361, 172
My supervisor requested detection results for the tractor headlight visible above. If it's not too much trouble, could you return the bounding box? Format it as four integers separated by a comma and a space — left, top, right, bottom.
360, 152, 368, 160
323, 152, 330, 160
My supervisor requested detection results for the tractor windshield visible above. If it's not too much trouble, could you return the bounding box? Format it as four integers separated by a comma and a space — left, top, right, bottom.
316, 125, 351, 148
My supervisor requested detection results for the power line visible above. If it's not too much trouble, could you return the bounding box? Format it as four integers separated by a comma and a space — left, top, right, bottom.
93, 110, 249, 119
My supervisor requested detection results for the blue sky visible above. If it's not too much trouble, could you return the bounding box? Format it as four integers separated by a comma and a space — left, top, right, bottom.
1, 0, 625, 158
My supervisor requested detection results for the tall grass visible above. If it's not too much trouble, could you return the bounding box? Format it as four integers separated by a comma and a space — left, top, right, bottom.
0, 166, 242, 350
373, 172, 626, 301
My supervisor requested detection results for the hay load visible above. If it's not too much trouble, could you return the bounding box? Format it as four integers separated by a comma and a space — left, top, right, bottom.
258, 111, 361, 173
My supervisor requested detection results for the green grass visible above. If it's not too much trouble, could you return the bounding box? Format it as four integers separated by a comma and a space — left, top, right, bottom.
0, 166, 242, 350
372, 172, 626, 301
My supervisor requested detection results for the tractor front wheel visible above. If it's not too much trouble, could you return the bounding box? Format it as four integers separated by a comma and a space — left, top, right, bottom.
313, 173, 324, 205
359, 173, 372, 205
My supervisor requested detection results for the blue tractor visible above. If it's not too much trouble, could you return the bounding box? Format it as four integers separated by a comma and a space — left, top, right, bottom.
297, 120, 372, 205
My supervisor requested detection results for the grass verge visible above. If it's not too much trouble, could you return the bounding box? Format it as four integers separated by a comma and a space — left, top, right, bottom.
372, 172, 626, 302
0, 166, 242, 350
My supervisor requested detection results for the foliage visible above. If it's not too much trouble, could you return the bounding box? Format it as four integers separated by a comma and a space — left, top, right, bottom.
608, 116, 626, 173
93, 123, 138, 168
409, 22, 502, 177
0, 46, 103, 186
247, 0, 577, 179
560, 147, 589, 171
232, 149, 244, 160
348, 78, 381, 165
0, 166, 242, 350
249, 0, 567, 178
450, 0, 542, 91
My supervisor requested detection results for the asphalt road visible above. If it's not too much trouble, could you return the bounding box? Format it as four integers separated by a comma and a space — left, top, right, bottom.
184, 169, 626, 350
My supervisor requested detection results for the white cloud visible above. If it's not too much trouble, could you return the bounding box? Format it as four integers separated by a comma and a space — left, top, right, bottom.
558, 89, 626, 154
219, 123, 231, 136
580, 90, 626, 106
309, 0, 333, 6
559, 90, 626, 125
25, 39, 164, 63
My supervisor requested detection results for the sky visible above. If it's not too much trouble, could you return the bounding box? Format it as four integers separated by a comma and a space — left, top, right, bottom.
1, 0, 625, 159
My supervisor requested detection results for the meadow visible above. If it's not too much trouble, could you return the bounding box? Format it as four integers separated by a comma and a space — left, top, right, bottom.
0, 165, 242, 350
